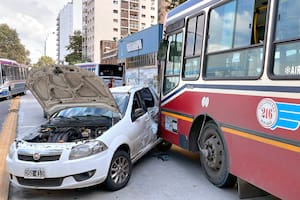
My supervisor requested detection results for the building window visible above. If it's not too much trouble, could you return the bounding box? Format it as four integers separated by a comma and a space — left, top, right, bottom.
113, 10, 118, 14
113, 0, 118, 4
141, 14, 146, 18
113, 28, 118, 32
142, 5, 146, 9
113, 19, 118, 23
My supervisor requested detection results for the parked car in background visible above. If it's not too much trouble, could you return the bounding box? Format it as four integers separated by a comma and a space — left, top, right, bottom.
6, 65, 161, 190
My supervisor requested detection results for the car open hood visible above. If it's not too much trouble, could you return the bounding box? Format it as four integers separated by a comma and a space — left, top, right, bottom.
26, 65, 120, 116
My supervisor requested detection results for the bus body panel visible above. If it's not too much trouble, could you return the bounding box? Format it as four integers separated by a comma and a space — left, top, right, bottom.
225, 132, 300, 200
159, 0, 300, 198
161, 87, 300, 199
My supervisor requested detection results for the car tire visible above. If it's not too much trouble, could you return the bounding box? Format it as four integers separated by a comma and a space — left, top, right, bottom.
198, 121, 236, 188
156, 140, 172, 151
105, 150, 132, 191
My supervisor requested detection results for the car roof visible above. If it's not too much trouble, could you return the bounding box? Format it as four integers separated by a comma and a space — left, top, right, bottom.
110, 85, 146, 94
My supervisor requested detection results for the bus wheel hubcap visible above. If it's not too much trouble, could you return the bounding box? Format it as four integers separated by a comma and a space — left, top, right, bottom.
204, 135, 223, 171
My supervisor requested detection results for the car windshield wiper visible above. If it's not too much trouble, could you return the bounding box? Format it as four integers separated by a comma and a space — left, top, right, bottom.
56, 116, 71, 119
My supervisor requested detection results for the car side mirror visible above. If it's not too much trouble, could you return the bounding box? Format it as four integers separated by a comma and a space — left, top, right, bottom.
134, 108, 145, 119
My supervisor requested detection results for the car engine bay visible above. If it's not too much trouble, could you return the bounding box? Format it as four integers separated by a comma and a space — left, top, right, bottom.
24, 117, 119, 143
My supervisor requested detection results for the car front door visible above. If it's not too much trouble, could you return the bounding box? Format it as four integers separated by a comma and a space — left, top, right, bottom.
129, 92, 149, 157
138, 88, 158, 149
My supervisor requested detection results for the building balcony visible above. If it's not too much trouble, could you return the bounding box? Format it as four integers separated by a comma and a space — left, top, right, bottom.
129, 6, 139, 11
130, 15, 138, 20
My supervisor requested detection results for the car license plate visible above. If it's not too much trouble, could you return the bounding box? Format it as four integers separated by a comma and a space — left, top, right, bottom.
24, 168, 45, 179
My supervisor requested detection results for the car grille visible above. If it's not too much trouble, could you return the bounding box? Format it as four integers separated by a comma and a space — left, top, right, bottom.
16, 177, 64, 187
18, 154, 61, 162
16, 177, 63, 187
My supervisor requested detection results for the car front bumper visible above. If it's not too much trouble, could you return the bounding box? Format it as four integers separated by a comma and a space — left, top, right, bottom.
6, 150, 112, 189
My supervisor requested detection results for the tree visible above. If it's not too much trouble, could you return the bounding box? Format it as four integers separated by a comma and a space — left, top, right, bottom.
65, 30, 84, 65
34, 56, 55, 67
165, 0, 187, 10
0, 24, 31, 64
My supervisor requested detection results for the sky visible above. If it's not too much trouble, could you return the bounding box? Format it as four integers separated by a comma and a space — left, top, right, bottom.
0, 0, 70, 63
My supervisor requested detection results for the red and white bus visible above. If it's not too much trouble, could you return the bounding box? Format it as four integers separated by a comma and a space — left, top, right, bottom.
158, 0, 300, 199
0, 58, 27, 99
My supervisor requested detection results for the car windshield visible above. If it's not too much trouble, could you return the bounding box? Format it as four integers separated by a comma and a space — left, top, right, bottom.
54, 92, 129, 118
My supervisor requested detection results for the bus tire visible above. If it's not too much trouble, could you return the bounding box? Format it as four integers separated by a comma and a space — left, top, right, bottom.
198, 121, 236, 188
156, 140, 172, 151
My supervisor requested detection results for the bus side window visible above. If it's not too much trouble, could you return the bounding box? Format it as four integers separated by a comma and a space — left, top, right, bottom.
163, 32, 183, 94
272, 0, 300, 78
183, 14, 204, 79
205, 0, 265, 79
252, 1, 268, 44
1, 67, 6, 83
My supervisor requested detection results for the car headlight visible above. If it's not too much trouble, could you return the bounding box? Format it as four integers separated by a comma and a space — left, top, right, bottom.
69, 140, 108, 160
8, 143, 16, 159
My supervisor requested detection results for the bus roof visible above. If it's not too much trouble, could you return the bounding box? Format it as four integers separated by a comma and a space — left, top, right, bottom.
167, 0, 219, 25
0, 58, 18, 66
75, 62, 98, 67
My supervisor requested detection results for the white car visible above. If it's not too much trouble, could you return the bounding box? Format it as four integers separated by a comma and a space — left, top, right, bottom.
6, 65, 161, 190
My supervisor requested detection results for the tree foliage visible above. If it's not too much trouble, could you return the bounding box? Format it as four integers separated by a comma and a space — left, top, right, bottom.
65, 30, 84, 65
0, 24, 30, 64
34, 56, 55, 67
165, 0, 187, 10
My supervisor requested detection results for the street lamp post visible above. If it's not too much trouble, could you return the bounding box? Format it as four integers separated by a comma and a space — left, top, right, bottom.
44, 32, 55, 57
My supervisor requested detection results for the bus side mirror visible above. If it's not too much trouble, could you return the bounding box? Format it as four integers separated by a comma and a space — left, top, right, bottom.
157, 39, 168, 61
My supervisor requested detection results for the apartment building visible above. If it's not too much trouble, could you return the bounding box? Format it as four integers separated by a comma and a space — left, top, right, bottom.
82, 0, 159, 63
56, 0, 82, 64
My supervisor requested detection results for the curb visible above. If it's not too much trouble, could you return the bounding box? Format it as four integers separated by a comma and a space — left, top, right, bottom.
0, 97, 20, 200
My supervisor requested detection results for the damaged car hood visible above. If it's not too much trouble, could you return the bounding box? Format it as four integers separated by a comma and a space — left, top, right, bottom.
26, 65, 120, 116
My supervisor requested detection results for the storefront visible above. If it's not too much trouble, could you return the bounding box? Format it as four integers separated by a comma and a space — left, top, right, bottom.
117, 24, 163, 90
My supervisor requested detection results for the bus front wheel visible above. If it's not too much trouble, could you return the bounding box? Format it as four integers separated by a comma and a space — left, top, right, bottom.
198, 121, 236, 188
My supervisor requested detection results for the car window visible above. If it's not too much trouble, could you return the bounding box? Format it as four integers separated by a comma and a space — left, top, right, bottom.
139, 88, 155, 110
131, 93, 143, 121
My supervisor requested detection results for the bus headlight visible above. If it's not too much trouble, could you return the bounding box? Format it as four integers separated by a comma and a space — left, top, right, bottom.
69, 140, 108, 160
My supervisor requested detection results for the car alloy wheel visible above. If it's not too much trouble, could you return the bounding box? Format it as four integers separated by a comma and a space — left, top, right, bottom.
105, 150, 132, 190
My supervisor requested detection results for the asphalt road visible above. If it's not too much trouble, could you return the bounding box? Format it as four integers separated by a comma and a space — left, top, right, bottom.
0, 98, 11, 131
8, 92, 278, 200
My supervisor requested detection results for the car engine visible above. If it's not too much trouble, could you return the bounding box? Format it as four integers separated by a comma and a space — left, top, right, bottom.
40, 126, 108, 143
25, 125, 110, 143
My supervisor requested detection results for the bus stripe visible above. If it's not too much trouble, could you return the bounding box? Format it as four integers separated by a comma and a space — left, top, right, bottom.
162, 84, 300, 104
221, 127, 300, 153
161, 110, 193, 122
161, 110, 300, 153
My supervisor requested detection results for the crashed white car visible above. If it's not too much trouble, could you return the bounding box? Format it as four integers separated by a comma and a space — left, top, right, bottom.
6, 65, 161, 190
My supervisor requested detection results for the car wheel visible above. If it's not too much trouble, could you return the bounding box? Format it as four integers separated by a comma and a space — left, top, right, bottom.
105, 150, 132, 191
156, 140, 172, 151
198, 121, 236, 187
